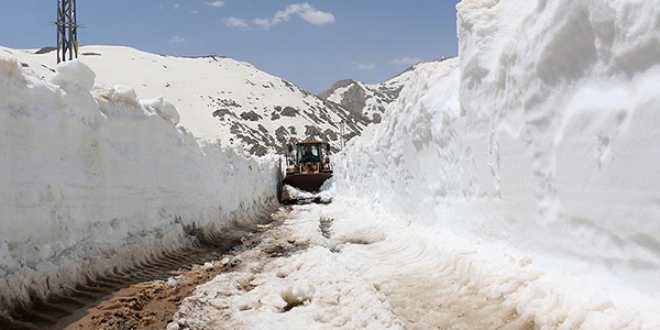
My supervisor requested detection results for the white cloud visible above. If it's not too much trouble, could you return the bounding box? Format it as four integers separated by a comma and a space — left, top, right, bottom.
205, 1, 225, 8
224, 17, 250, 29
354, 62, 375, 71
253, 18, 271, 29
389, 56, 422, 66
298, 5, 335, 25
191, 10, 199, 14
174, 3, 181, 10
169, 35, 186, 44
226, 2, 335, 30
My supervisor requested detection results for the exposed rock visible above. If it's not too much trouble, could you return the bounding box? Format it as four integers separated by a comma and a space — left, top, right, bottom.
212, 109, 233, 118
304, 125, 322, 138
280, 107, 299, 117
275, 126, 289, 144
324, 129, 338, 142
240, 110, 263, 121
288, 126, 297, 135
230, 122, 243, 134
35, 46, 57, 54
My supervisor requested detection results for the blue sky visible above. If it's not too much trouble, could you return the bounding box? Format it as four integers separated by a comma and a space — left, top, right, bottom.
0, 1, 459, 93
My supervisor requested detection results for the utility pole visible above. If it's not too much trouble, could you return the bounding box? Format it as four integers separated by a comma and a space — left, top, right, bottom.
56, 0, 78, 63
331, 120, 345, 150
339, 120, 344, 150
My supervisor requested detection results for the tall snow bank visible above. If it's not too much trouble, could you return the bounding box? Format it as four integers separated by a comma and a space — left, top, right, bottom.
336, 0, 660, 327
455, 0, 660, 288
0, 57, 279, 309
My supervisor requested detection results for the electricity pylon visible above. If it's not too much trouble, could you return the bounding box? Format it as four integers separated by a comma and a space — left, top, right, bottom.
56, 0, 78, 63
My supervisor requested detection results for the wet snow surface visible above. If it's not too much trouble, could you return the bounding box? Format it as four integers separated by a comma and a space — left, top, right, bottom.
170, 201, 534, 330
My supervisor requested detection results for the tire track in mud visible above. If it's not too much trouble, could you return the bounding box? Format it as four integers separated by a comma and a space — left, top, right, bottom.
0, 218, 276, 330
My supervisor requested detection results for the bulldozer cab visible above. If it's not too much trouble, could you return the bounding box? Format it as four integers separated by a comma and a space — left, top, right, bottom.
297, 143, 322, 164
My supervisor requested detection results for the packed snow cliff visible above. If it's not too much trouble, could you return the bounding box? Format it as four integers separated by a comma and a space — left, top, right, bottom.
0, 57, 279, 309
336, 0, 660, 328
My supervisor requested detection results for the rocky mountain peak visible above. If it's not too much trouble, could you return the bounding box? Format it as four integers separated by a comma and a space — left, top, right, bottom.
318, 57, 455, 127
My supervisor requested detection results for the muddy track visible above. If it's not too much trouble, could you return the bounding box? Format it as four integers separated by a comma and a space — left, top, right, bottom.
0, 225, 258, 330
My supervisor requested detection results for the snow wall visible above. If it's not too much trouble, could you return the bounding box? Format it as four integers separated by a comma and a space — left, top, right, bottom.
0, 57, 279, 309
336, 0, 660, 327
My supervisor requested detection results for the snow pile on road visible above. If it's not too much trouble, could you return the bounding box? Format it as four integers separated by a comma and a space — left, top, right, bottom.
282, 177, 336, 204
0, 57, 279, 309
336, 0, 660, 328
171, 201, 541, 329
171, 206, 404, 330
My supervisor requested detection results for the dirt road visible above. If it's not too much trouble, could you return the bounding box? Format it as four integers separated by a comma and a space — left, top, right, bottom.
60, 208, 292, 330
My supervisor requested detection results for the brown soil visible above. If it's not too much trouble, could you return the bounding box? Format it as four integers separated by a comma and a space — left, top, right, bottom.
59, 209, 292, 330
61, 256, 240, 330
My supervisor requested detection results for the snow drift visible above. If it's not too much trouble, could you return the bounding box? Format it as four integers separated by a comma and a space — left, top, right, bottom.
0, 57, 279, 309
336, 0, 660, 328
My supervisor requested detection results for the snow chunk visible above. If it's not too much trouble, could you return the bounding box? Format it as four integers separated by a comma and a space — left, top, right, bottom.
282, 177, 336, 203
93, 84, 143, 118
165, 322, 180, 330
141, 96, 181, 125
111, 84, 139, 104
280, 283, 315, 310
0, 56, 27, 84
50, 60, 95, 91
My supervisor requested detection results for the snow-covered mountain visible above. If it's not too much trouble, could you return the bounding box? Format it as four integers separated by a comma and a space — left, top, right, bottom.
3, 45, 362, 155
318, 57, 451, 124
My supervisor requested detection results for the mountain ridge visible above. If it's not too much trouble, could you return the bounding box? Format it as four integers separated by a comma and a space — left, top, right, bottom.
317, 56, 453, 126
7, 44, 449, 155
4, 45, 363, 155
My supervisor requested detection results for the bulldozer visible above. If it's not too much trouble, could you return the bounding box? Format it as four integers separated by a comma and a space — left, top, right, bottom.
280, 139, 333, 203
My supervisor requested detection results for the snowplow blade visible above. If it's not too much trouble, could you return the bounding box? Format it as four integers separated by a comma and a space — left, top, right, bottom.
282, 173, 332, 193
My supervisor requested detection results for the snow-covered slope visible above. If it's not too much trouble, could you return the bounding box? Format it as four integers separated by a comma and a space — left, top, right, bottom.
3, 45, 360, 155
318, 58, 450, 125
0, 57, 278, 309
336, 0, 660, 328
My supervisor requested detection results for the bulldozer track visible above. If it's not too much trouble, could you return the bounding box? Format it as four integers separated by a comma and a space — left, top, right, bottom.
0, 227, 254, 330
